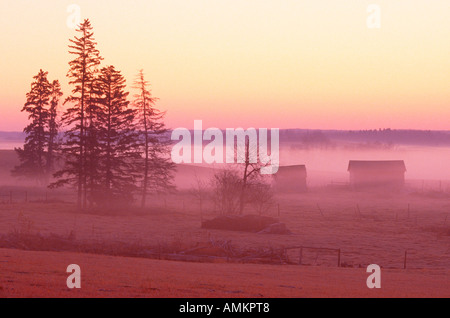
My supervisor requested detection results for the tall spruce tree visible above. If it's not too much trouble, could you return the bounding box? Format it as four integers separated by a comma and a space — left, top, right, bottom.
133, 70, 175, 208
46, 80, 63, 178
84, 76, 102, 208
12, 69, 54, 184
51, 19, 102, 209
94, 65, 141, 207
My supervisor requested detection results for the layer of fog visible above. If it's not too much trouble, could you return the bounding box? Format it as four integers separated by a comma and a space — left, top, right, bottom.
1, 141, 449, 190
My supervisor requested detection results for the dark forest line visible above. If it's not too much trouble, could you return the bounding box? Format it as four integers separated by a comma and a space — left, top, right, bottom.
2, 129, 450, 147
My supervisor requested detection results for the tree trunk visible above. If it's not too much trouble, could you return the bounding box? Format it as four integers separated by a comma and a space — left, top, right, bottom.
141, 90, 149, 208
78, 74, 85, 210
239, 140, 250, 215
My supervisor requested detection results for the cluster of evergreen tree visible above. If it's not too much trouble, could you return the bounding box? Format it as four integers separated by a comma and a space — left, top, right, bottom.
12, 70, 62, 185
13, 19, 175, 209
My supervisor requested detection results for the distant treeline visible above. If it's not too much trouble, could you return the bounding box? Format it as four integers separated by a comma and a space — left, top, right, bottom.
279, 129, 450, 146
3, 128, 450, 147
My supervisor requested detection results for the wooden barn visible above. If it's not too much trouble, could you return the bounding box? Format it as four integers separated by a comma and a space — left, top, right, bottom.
347, 160, 406, 188
273, 165, 307, 192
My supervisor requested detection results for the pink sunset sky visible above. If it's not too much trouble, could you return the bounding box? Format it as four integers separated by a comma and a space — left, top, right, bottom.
0, 0, 449, 131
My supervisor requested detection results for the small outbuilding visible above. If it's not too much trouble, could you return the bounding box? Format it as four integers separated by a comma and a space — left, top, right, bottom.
347, 160, 406, 188
273, 165, 307, 192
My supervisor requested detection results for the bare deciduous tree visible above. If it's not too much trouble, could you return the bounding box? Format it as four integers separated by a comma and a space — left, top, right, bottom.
236, 139, 274, 215
210, 169, 242, 215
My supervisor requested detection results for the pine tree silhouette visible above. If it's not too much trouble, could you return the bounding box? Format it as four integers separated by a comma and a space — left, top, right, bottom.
46, 80, 63, 181
12, 69, 60, 185
93, 65, 141, 207
51, 19, 103, 209
133, 70, 175, 208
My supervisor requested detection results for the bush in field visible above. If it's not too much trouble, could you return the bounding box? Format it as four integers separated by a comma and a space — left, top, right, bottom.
246, 182, 275, 215
209, 168, 275, 215
210, 169, 242, 215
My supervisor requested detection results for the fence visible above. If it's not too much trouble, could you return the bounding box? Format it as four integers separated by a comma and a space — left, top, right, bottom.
405, 179, 450, 193
0, 189, 74, 204
285, 246, 341, 267
283, 246, 424, 269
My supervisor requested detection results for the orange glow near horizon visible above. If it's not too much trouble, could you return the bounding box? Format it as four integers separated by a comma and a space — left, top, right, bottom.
0, 0, 449, 131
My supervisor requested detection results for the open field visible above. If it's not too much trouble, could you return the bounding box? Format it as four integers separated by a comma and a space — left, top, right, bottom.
0, 149, 449, 297
0, 190, 449, 267
1, 248, 449, 298
0, 186, 449, 297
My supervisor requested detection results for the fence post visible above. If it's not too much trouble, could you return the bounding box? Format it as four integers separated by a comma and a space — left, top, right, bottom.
337, 249, 341, 267
356, 204, 362, 218
317, 204, 324, 217
404, 250, 407, 269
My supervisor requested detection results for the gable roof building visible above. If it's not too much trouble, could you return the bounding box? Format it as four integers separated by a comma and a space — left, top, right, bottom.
273, 165, 307, 192
347, 160, 406, 188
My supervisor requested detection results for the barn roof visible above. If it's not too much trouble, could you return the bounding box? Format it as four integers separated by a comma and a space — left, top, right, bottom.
347, 160, 406, 172
275, 165, 307, 177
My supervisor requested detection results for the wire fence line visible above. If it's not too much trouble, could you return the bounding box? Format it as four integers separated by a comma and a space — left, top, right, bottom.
283, 246, 444, 270
0, 189, 74, 204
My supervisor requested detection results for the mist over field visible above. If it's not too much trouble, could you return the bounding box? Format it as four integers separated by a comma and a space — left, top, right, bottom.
170, 129, 450, 189
282, 143, 450, 185
2, 129, 450, 189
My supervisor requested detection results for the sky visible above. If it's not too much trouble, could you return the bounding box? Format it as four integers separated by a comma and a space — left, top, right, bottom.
0, 0, 449, 131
